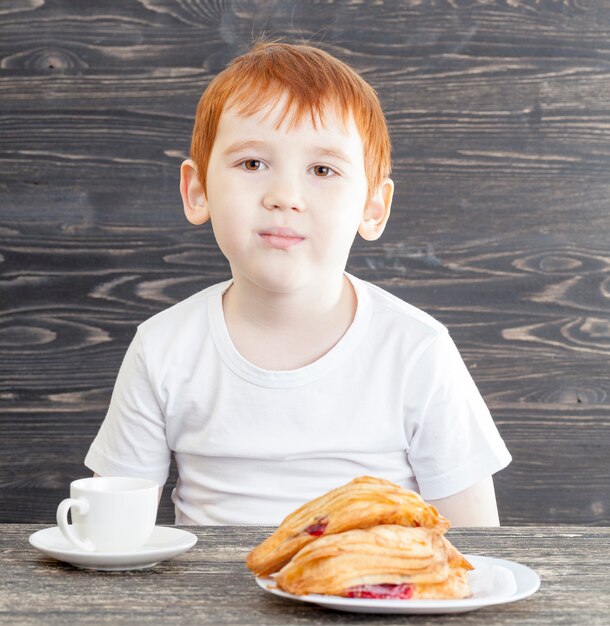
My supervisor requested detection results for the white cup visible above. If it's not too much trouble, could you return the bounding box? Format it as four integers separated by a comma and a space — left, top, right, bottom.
56, 477, 159, 553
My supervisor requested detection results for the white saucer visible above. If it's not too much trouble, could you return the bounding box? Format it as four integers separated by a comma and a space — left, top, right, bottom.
29, 525, 197, 571
255, 555, 540, 614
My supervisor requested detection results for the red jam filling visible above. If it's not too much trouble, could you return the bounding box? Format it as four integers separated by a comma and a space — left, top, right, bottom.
305, 519, 328, 536
345, 583, 414, 600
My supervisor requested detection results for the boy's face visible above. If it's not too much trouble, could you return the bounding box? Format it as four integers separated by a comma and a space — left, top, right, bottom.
183, 93, 392, 295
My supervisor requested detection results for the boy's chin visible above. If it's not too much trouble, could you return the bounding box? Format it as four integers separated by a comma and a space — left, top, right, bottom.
236, 266, 337, 295
252, 273, 311, 295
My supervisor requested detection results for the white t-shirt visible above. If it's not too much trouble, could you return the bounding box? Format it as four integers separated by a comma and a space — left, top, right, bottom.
85, 273, 511, 525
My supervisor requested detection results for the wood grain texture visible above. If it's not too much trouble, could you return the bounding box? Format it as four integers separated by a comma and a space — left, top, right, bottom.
1, 0, 609, 524
2, 524, 609, 625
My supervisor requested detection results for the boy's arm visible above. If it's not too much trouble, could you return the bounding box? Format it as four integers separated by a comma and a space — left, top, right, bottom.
427, 476, 501, 527
93, 472, 164, 505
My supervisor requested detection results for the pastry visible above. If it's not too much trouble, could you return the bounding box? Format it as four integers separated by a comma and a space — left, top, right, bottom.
274, 525, 473, 599
246, 476, 450, 576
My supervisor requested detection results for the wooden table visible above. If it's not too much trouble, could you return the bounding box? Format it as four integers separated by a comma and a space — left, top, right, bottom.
1, 525, 608, 625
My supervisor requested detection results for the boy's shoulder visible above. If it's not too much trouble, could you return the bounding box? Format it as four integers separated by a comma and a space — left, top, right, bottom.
353, 274, 447, 340
136, 279, 230, 343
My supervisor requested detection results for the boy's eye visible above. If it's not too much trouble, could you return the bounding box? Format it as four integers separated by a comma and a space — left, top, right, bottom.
313, 165, 335, 177
240, 159, 264, 171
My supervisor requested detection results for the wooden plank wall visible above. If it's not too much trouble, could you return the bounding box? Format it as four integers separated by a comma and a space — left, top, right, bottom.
0, 0, 608, 525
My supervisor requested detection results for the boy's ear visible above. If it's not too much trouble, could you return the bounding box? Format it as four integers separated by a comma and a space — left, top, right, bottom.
180, 159, 210, 225
358, 177, 394, 241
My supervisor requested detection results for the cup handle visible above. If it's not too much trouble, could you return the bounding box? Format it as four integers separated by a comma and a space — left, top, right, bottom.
56, 497, 95, 552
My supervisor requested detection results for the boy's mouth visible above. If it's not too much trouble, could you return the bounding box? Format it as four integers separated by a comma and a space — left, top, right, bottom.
259, 227, 305, 249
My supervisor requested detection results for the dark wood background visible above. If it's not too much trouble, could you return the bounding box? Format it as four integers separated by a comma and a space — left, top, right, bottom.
1, 0, 608, 526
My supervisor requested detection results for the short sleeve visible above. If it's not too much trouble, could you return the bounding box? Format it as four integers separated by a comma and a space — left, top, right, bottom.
404, 330, 511, 501
84, 330, 171, 486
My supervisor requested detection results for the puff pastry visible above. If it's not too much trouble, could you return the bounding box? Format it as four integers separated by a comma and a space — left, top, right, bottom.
274, 525, 473, 599
246, 476, 450, 576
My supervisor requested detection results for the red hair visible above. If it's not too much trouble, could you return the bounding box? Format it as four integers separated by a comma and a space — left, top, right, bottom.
190, 39, 392, 204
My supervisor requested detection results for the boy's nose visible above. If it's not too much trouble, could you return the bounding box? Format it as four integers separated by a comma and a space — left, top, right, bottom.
262, 181, 306, 212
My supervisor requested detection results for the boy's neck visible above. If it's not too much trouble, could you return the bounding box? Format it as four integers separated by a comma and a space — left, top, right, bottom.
221, 273, 357, 370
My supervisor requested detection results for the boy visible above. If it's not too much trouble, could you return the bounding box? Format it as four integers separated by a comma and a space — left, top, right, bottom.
85, 40, 511, 526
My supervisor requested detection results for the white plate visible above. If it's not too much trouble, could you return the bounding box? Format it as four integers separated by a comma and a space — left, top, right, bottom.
29, 525, 197, 571
255, 555, 540, 614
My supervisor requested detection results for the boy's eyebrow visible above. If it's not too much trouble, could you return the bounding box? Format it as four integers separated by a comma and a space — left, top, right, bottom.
221, 140, 353, 165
